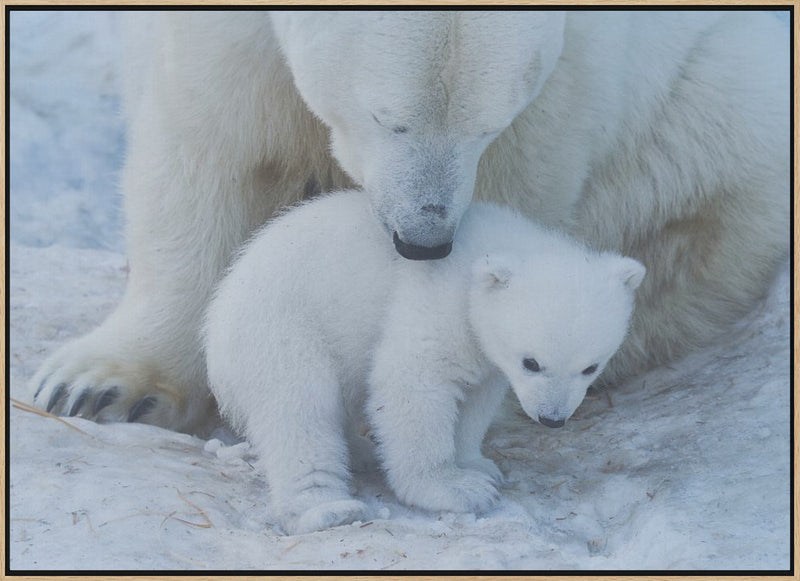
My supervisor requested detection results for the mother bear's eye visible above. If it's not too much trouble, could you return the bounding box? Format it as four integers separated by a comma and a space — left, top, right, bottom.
522, 358, 541, 373
371, 113, 407, 134
582, 364, 599, 375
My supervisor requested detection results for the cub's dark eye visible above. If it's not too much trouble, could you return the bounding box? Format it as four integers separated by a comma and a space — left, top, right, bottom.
582, 364, 599, 376
523, 358, 541, 373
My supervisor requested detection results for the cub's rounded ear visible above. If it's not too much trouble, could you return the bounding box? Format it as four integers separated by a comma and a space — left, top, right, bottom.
472, 254, 518, 291
613, 256, 646, 291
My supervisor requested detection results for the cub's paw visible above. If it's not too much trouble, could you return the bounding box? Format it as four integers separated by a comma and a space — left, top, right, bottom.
284, 499, 370, 535
459, 456, 505, 486
395, 466, 500, 514
29, 336, 200, 431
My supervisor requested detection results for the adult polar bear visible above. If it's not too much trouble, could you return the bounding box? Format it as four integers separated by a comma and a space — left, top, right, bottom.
32, 11, 788, 434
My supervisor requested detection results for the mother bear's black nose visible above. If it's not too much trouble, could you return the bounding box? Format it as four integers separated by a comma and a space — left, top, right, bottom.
538, 415, 565, 428
393, 232, 452, 260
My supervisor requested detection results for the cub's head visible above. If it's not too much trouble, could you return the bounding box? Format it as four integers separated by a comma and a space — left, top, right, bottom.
270, 11, 566, 260
469, 250, 645, 428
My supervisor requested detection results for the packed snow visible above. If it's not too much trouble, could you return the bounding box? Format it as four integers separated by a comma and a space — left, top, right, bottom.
7, 10, 792, 571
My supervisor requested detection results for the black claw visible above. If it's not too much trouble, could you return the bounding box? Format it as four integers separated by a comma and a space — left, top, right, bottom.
46, 383, 68, 414
93, 387, 119, 415
128, 396, 157, 423
34, 377, 49, 400
68, 389, 91, 417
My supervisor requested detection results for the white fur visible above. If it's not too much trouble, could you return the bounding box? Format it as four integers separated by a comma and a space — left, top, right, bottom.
30, 12, 788, 435
204, 190, 644, 534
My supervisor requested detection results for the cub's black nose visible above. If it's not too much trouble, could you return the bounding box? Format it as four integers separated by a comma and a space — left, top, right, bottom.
393, 232, 452, 260
538, 415, 565, 428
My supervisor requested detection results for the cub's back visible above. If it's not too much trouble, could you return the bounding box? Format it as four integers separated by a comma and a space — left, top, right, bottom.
212, 190, 397, 365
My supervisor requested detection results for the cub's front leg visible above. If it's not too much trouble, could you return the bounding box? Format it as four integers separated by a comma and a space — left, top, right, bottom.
454, 371, 509, 485
368, 344, 499, 514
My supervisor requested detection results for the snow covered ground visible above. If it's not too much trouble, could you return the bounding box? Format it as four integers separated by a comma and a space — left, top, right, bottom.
7, 10, 793, 572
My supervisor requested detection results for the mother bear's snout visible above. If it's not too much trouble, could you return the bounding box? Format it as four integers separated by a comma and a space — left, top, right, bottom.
538, 415, 566, 428
420, 203, 447, 220
390, 203, 456, 260
393, 231, 453, 260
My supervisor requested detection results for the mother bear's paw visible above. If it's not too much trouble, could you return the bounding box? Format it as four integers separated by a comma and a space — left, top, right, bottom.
29, 333, 203, 432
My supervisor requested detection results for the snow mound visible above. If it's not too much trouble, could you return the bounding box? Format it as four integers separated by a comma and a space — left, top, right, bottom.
9, 244, 790, 570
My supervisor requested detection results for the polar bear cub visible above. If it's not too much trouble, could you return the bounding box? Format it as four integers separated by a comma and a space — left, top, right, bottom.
204, 190, 645, 534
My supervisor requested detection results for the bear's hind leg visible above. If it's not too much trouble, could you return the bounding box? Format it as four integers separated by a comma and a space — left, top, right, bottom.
233, 345, 369, 535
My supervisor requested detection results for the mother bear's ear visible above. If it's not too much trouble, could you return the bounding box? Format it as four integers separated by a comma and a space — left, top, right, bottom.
472, 254, 519, 291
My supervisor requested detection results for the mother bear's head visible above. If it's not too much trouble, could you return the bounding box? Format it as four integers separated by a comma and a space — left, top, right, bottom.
271, 11, 565, 259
